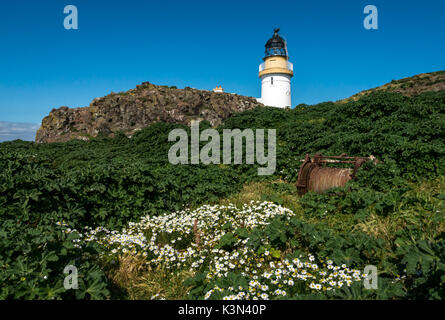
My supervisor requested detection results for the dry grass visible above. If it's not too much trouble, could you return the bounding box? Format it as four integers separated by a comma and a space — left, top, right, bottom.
353, 212, 405, 243
107, 254, 194, 300
219, 181, 267, 207
219, 179, 303, 216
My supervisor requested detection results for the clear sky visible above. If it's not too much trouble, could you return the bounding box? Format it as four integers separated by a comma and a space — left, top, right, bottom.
0, 0, 444, 135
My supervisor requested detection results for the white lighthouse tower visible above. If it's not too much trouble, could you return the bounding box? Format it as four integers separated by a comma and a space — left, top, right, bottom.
258, 28, 293, 108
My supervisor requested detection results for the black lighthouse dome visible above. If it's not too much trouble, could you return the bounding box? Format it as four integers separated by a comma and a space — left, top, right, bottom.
264, 28, 288, 59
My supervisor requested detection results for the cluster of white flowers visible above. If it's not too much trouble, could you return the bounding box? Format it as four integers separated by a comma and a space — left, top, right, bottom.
66, 201, 294, 267
203, 254, 367, 300
63, 201, 368, 299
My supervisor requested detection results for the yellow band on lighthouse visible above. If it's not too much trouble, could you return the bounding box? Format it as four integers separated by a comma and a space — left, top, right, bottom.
259, 56, 294, 78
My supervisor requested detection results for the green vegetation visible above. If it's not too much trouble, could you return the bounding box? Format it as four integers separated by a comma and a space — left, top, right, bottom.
0, 90, 444, 299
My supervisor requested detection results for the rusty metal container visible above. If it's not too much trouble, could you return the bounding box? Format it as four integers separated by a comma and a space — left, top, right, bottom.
296, 153, 378, 195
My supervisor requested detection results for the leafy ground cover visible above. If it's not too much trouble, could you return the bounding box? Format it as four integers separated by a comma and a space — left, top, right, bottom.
0, 90, 444, 299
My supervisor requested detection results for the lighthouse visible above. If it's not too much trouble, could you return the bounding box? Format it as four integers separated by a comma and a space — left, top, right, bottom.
258, 28, 293, 108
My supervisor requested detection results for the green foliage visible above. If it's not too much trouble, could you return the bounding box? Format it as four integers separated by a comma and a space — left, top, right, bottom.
223, 91, 445, 182
0, 123, 246, 230
329, 279, 406, 300
395, 235, 445, 299
217, 232, 238, 251
0, 219, 110, 299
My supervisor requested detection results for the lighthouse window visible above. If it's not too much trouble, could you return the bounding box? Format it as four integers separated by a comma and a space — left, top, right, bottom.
271, 77, 274, 85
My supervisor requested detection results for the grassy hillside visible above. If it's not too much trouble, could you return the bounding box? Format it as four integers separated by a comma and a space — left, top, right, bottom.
339, 71, 445, 103
0, 90, 444, 300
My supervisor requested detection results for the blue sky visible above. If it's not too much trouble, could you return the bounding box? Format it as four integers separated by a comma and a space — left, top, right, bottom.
0, 0, 444, 140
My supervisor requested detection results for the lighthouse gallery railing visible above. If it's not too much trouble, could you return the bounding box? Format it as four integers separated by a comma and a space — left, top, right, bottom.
259, 62, 293, 72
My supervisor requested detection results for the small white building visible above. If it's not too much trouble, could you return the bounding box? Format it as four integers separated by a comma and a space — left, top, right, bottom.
257, 28, 293, 108
212, 86, 224, 93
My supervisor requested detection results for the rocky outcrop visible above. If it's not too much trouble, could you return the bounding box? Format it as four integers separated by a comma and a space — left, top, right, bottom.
36, 82, 263, 143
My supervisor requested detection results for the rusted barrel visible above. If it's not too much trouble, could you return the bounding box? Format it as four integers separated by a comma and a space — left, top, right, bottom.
307, 167, 352, 193
296, 153, 378, 195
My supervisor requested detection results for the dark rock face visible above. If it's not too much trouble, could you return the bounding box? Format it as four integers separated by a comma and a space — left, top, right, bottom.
36, 82, 263, 143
